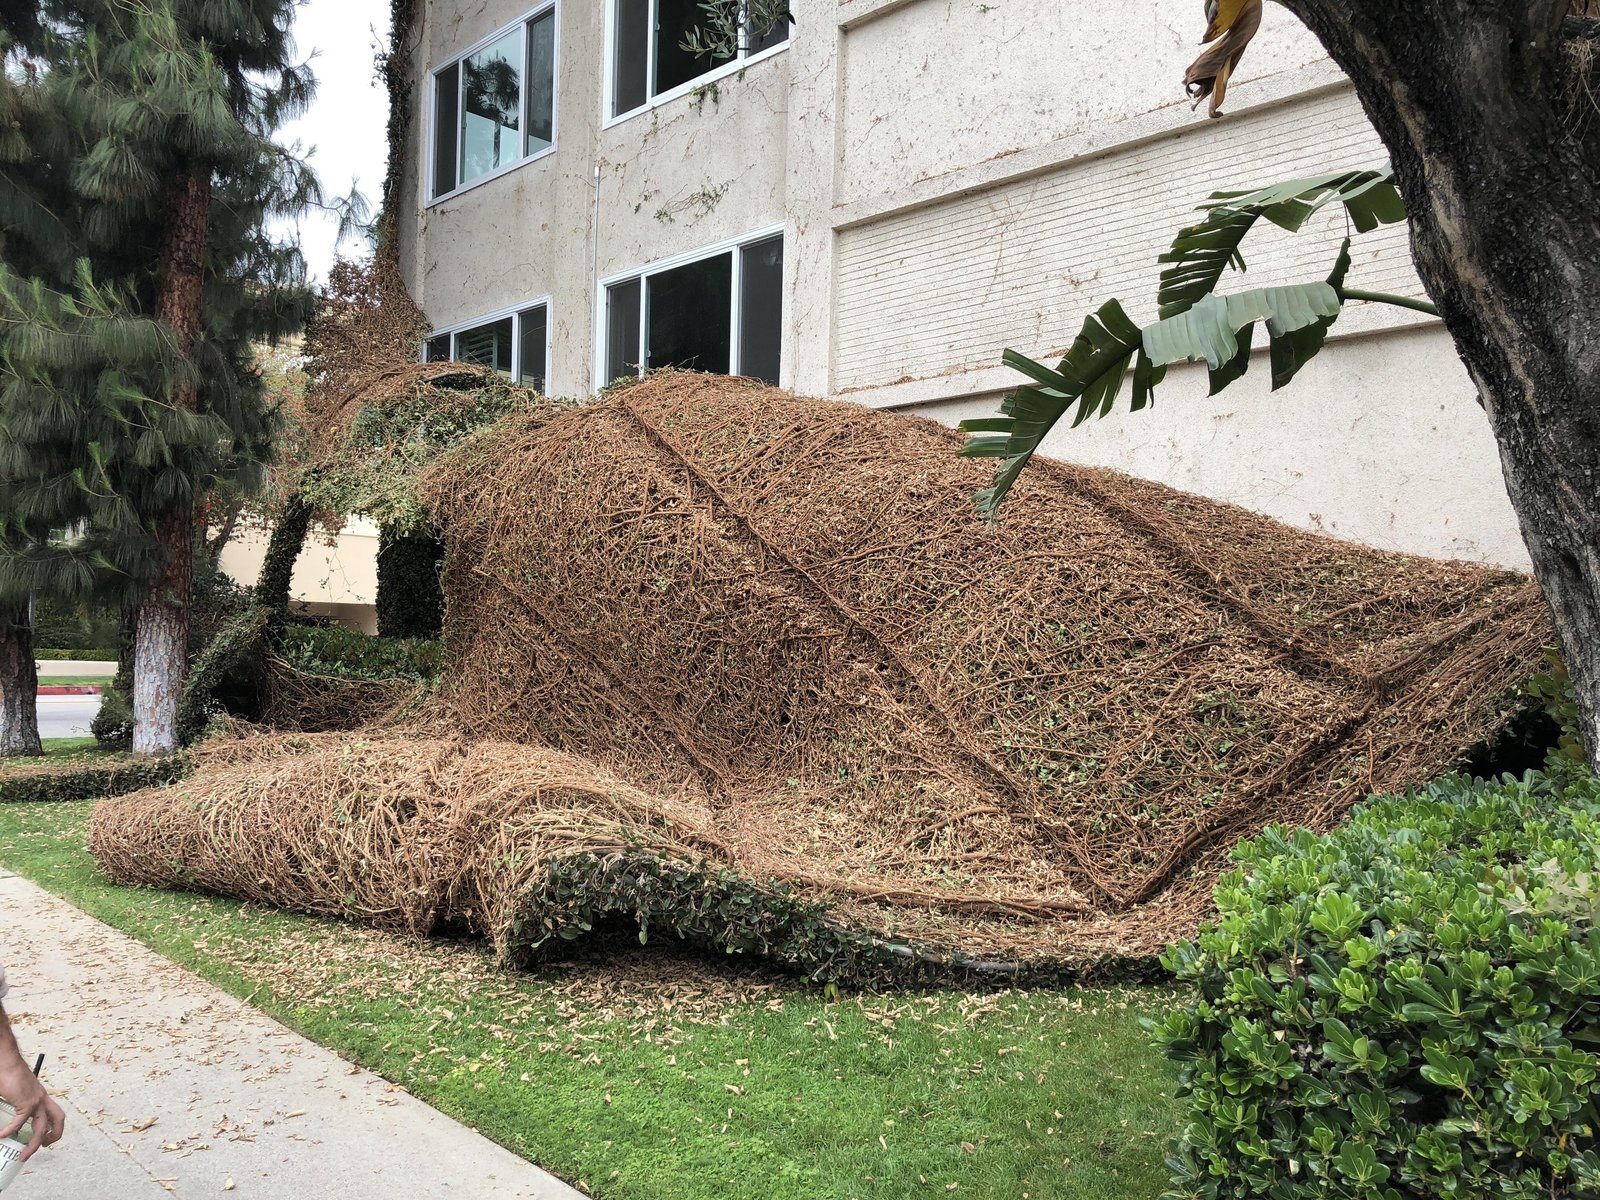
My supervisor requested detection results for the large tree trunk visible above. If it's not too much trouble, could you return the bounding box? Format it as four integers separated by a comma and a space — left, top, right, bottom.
0, 603, 41, 758
1277, 1, 1600, 768
133, 167, 210, 755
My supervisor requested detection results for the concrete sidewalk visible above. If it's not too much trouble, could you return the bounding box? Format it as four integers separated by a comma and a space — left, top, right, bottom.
0, 871, 583, 1199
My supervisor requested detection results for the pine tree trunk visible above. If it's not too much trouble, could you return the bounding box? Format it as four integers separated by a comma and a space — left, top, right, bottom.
1278, 2, 1600, 769
133, 167, 210, 755
0, 603, 41, 758
133, 507, 194, 754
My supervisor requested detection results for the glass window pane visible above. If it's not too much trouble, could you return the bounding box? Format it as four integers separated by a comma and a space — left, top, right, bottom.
747, 8, 789, 54
425, 333, 452, 363
460, 30, 522, 186
455, 317, 514, 377
613, 0, 649, 115
655, 0, 734, 96
647, 253, 732, 375
432, 64, 459, 197
525, 11, 555, 155
738, 235, 783, 384
517, 305, 548, 391
606, 279, 643, 384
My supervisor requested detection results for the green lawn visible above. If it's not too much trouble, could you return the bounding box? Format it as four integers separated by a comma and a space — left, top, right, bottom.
0, 737, 123, 770
37, 676, 111, 688
0, 800, 1185, 1199
37, 737, 100, 754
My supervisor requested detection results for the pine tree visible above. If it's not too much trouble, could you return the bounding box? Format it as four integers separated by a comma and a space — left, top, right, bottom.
0, 14, 97, 756
0, 0, 318, 753
0, 265, 182, 754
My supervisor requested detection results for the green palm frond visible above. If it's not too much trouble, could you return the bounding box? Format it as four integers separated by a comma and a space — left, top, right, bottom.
960, 270, 1350, 517
1156, 167, 1404, 319
1144, 240, 1350, 391
961, 162, 1424, 519
959, 299, 1159, 517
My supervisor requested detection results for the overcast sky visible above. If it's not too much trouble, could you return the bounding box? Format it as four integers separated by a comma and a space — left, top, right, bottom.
272, 0, 393, 283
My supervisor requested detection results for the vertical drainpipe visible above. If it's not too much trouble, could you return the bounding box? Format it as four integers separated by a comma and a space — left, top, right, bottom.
591, 161, 602, 391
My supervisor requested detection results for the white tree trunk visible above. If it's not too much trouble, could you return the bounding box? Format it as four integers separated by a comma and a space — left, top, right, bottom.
132, 506, 193, 755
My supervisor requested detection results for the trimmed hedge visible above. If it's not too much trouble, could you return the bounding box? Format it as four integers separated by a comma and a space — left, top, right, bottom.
376, 526, 445, 640
1147, 765, 1600, 1199
31, 596, 118, 655
0, 755, 191, 804
36, 649, 118, 662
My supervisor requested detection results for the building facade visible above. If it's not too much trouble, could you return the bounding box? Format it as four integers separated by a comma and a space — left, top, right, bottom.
219, 517, 381, 633
396, 0, 1528, 569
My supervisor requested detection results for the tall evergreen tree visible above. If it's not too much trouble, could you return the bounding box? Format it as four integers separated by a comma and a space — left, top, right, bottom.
0, 0, 318, 753
0, 13, 112, 756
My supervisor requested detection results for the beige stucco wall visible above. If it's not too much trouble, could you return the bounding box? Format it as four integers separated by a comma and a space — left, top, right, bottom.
399, 0, 1528, 570
218, 517, 380, 634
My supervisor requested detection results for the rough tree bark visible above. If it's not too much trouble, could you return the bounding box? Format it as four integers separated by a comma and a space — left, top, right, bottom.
133, 167, 210, 755
1272, 0, 1600, 768
0, 603, 41, 758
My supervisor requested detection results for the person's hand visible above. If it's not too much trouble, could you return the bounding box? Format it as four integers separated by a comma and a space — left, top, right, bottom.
0, 1055, 65, 1161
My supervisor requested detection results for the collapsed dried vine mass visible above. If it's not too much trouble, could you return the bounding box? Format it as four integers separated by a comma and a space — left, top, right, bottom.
90, 373, 1548, 979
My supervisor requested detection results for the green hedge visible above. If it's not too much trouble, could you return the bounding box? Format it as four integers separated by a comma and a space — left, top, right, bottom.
1147, 765, 1600, 1199
35, 649, 119, 662
31, 596, 118, 655
376, 526, 445, 640
279, 624, 442, 682
0, 755, 191, 804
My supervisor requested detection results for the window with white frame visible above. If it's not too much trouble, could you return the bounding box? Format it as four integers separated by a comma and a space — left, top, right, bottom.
610, 0, 789, 119
430, 4, 556, 201
424, 302, 550, 392
603, 231, 783, 386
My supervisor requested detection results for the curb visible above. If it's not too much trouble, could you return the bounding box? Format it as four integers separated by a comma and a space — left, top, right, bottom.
37, 686, 104, 697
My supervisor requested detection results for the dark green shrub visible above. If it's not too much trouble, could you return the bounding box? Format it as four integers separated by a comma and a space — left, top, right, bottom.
1147, 765, 1600, 1199
36, 648, 119, 662
0, 755, 190, 804
375, 526, 444, 639
279, 623, 442, 682
189, 552, 254, 656
90, 659, 134, 748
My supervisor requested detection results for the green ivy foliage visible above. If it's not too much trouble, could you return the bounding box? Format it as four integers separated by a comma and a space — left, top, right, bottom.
278, 624, 442, 682
508, 852, 1156, 991
299, 377, 530, 534
1147, 764, 1600, 1199
176, 606, 269, 745
0, 755, 190, 804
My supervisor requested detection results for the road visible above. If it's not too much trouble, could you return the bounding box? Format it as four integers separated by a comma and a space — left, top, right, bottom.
37, 695, 101, 740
